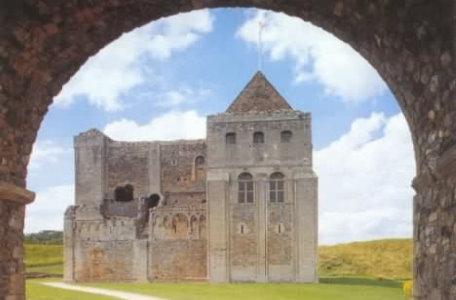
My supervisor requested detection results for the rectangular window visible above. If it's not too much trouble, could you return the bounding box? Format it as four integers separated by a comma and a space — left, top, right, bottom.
277, 191, 284, 202
247, 191, 254, 203
226, 132, 236, 144
270, 191, 276, 202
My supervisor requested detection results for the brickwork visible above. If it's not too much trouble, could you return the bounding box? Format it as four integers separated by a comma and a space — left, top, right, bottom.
0, 1, 455, 298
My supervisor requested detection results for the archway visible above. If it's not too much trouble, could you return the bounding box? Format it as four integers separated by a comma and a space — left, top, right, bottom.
0, 1, 455, 299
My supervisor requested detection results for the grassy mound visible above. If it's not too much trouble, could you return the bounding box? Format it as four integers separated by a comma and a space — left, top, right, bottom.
319, 239, 412, 279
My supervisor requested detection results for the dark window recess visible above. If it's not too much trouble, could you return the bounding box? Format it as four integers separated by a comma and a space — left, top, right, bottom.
253, 131, 264, 144
195, 155, 205, 166
238, 172, 254, 203
146, 194, 160, 209
226, 132, 236, 144
114, 184, 134, 202
281, 130, 293, 143
269, 172, 285, 203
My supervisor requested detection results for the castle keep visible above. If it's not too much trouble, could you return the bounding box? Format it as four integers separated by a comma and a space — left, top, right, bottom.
64, 72, 318, 283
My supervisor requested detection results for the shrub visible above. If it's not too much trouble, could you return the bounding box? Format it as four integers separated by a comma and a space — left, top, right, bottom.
403, 280, 413, 298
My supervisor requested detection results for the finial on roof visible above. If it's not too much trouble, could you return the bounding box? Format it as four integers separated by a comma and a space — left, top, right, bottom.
226, 72, 293, 113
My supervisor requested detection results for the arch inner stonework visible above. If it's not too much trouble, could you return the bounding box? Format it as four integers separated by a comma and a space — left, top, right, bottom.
0, 1, 455, 299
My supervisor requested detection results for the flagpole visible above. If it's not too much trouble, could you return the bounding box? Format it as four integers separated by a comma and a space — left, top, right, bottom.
258, 21, 264, 71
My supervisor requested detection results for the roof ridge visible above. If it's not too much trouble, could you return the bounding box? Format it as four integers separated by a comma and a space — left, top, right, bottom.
226, 71, 293, 113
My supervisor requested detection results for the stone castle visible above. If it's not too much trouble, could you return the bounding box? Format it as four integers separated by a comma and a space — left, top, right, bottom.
64, 72, 318, 283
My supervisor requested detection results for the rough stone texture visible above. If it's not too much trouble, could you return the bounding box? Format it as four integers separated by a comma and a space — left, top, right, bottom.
0, 0, 455, 298
66, 131, 208, 283
226, 71, 292, 113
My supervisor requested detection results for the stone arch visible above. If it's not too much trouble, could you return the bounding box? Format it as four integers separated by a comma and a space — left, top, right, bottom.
190, 215, 199, 238
0, 1, 455, 298
192, 155, 206, 181
199, 215, 206, 240
172, 213, 189, 239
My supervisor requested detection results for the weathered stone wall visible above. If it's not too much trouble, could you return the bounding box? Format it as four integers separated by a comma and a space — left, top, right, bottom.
101, 199, 139, 219
150, 240, 207, 280
150, 209, 207, 280
71, 219, 138, 282
207, 110, 317, 283
106, 142, 150, 199
67, 131, 209, 284
1, 1, 455, 298
160, 142, 206, 194
230, 205, 258, 281
207, 112, 312, 168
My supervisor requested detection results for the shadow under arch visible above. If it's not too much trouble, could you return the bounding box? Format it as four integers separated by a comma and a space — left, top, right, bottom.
0, 1, 455, 299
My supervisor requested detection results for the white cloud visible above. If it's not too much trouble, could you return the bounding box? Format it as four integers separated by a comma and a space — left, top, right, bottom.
103, 110, 206, 141
29, 141, 72, 170
155, 87, 212, 108
237, 10, 387, 103
54, 10, 214, 111
315, 113, 415, 244
25, 184, 74, 233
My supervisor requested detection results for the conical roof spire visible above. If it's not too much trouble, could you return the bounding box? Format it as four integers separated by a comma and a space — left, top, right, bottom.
226, 71, 293, 113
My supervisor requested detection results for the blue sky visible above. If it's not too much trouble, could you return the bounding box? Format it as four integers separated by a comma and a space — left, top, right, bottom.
25, 8, 414, 245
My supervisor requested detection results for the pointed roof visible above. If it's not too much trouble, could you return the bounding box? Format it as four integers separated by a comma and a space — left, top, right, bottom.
226, 71, 293, 113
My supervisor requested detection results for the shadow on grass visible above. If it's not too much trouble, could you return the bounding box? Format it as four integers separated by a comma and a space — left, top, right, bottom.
319, 277, 402, 288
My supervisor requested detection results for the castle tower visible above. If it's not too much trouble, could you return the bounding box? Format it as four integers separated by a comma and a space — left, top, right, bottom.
206, 72, 318, 283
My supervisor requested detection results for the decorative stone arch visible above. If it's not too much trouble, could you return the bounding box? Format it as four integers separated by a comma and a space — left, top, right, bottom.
190, 215, 199, 238
0, 1, 455, 298
192, 155, 206, 181
199, 215, 206, 240
172, 213, 189, 239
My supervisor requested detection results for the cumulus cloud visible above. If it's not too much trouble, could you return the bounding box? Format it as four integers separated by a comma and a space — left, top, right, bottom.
54, 10, 214, 111
29, 140, 72, 170
315, 113, 415, 244
155, 87, 212, 108
237, 10, 387, 103
103, 110, 206, 141
25, 184, 74, 233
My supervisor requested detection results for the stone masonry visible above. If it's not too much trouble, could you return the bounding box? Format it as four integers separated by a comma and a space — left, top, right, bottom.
64, 72, 318, 283
0, 1, 456, 299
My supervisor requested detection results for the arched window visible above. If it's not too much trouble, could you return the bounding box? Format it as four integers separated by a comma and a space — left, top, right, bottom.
253, 131, 264, 144
238, 172, 254, 203
226, 132, 236, 144
269, 172, 285, 203
194, 155, 206, 181
195, 155, 205, 166
281, 130, 293, 143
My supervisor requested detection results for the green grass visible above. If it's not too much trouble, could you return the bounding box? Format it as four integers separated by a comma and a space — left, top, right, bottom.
26, 279, 115, 300
25, 244, 63, 272
27, 264, 63, 275
87, 279, 405, 300
26, 278, 406, 300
